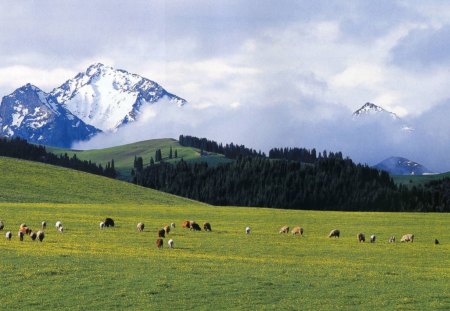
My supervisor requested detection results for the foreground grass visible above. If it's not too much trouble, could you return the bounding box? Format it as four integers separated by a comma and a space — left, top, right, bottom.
0, 203, 448, 310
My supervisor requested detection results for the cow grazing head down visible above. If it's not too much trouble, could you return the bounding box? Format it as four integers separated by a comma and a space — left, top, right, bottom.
156, 238, 163, 249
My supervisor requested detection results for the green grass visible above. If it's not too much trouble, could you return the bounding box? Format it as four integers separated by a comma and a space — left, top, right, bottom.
46, 138, 232, 180
0, 157, 449, 310
0, 156, 199, 205
393, 172, 450, 187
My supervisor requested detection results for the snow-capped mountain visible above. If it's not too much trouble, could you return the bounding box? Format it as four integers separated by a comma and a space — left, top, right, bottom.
353, 102, 400, 120
373, 156, 435, 175
0, 63, 186, 147
352, 102, 413, 131
0, 84, 99, 147
50, 63, 186, 132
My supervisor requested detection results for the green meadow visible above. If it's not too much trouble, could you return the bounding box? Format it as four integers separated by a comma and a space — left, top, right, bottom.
46, 138, 232, 179
0, 157, 449, 310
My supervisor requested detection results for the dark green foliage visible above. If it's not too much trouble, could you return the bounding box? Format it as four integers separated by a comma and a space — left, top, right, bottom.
169, 146, 173, 159
155, 149, 162, 162
0, 136, 116, 178
269, 147, 343, 163
179, 135, 265, 159
137, 156, 449, 212
174, 149, 178, 158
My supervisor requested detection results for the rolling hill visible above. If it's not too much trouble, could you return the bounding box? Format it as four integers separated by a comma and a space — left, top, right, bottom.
46, 138, 232, 179
0, 156, 200, 205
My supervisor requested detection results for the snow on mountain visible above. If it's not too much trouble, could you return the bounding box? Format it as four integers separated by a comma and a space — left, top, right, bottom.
0, 63, 186, 147
352, 102, 413, 132
50, 63, 187, 132
0, 84, 99, 147
373, 156, 435, 175
353, 102, 400, 120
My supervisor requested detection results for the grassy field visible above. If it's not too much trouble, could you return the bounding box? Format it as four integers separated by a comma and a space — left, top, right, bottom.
46, 138, 232, 180
0, 157, 449, 310
393, 172, 450, 187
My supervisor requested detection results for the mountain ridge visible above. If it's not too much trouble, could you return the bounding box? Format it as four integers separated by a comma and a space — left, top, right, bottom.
0, 63, 186, 147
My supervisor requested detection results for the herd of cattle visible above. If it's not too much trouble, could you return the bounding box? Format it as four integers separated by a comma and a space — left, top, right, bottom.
1, 218, 437, 248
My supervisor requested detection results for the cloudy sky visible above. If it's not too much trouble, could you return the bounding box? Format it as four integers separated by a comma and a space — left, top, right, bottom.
2, 1, 450, 171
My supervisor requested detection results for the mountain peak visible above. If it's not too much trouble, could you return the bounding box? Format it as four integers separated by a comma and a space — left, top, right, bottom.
50, 63, 187, 132
353, 102, 398, 119
374, 156, 436, 175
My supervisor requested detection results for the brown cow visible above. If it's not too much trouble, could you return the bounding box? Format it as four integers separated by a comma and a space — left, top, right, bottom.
291, 227, 303, 236
182, 220, 191, 229
279, 226, 289, 234
400, 234, 414, 243
156, 238, 163, 249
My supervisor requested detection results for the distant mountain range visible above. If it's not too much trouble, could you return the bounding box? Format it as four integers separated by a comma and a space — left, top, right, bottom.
373, 156, 435, 176
0, 63, 186, 147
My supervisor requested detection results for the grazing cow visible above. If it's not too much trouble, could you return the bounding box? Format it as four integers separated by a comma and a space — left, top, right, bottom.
18, 231, 24, 241
357, 233, 365, 242
137, 222, 144, 232
279, 226, 289, 234
158, 229, 166, 238
170, 223, 176, 228
190, 222, 201, 231
182, 220, 191, 229
55, 221, 62, 229
400, 234, 414, 243
328, 229, 340, 238
168, 239, 174, 248
30, 231, 37, 241
164, 225, 170, 235
99, 222, 105, 229
370, 235, 376, 243
156, 238, 163, 249
19, 224, 31, 235
203, 222, 212, 231
0, 220, 4, 230
41, 221, 47, 230
37, 231, 45, 242
5, 231, 12, 240
291, 227, 304, 236
245, 227, 251, 234
435, 239, 439, 245
104, 218, 115, 227
388, 236, 396, 243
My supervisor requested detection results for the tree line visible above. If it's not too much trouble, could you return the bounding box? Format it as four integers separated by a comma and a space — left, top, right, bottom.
133, 155, 448, 212
0, 137, 116, 178
179, 135, 265, 159
269, 147, 343, 163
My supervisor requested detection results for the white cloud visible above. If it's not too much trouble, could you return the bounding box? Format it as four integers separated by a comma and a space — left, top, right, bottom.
0, 66, 76, 94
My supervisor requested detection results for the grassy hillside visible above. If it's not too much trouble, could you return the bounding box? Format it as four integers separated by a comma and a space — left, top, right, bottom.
0, 156, 199, 205
393, 172, 450, 187
46, 138, 232, 179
